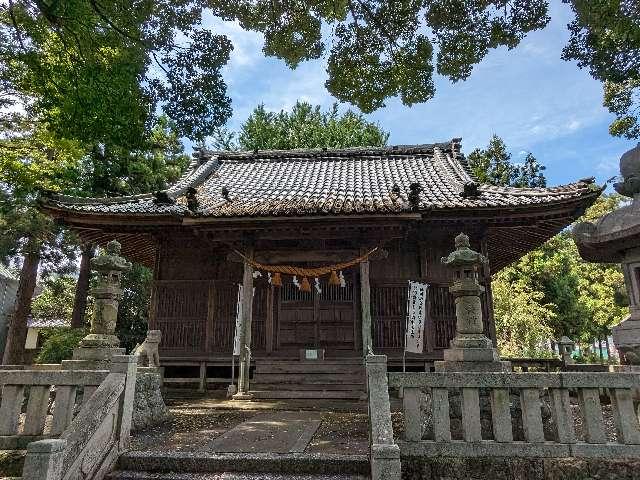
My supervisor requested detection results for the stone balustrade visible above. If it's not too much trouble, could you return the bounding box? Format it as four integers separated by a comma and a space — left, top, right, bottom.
0, 367, 109, 449
387, 370, 640, 458
22, 355, 137, 480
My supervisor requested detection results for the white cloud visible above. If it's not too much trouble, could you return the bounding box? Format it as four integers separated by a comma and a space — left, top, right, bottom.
201, 13, 263, 71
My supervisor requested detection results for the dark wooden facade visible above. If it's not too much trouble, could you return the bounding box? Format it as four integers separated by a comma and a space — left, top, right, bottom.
40, 142, 600, 364
147, 231, 493, 360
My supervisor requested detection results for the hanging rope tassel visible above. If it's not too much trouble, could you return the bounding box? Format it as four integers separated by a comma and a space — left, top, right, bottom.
300, 276, 311, 292
272, 272, 282, 287
329, 270, 340, 286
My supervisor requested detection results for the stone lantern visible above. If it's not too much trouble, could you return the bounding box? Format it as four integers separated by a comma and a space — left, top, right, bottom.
435, 233, 509, 372
574, 143, 640, 365
65, 240, 131, 369
557, 336, 575, 365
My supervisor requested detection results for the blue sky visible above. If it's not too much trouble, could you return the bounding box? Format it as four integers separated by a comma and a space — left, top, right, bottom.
201, 2, 634, 188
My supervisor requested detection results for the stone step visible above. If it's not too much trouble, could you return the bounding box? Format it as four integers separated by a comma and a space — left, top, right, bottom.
251, 390, 366, 400
116, 452, 370, 476
252, 374, 365, 384
108, 472, 369, 480
250, 383, 365, 391
255, 364, 364, 374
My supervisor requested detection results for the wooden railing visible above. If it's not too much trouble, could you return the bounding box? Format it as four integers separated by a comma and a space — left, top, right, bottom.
387, 370, 640, 458
0, 367, 108, 449
21, 356, 137, 480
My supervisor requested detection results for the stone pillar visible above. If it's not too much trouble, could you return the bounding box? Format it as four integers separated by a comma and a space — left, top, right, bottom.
233, 259, 254, 400
613, 248, 640, 364
557, 336, 575, 365
360, 258, 373, 354
435, 233, 509, 372
22, 439, 66, 480
63, 240, 130, 369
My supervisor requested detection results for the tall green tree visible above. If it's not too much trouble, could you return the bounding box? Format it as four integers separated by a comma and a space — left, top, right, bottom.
214, 102, 389, 151
0, 114, 190, 363
0, 116, 83, 363
3, 2, 637, 138
467, 135, 547, 188
494, 194, 628, 355
1, 1, 231, 144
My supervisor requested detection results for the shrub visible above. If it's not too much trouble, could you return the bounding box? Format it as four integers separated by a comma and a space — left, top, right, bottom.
36, 328, 86, 364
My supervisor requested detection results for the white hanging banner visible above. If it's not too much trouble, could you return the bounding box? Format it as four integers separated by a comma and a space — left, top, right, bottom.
405, 281, 429, 354
233, 284, 256, 356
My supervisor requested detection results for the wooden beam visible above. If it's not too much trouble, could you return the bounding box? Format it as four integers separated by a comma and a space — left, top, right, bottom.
360, 256, 372, 354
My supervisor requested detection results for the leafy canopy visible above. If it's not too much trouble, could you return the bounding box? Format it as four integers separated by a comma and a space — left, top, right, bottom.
494, 194, 628, 354
1, 0, 232, 145
467, 135, 547, 188
213, 101, 389, 150
3, 1, 637, 140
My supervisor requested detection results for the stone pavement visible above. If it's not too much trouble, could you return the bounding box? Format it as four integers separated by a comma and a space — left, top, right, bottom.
206, 411, 322, 454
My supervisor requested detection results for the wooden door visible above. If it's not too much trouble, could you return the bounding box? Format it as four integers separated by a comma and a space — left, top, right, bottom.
276, 277, 356, 352
317, 279, 355, 350
277, 283, 316, 348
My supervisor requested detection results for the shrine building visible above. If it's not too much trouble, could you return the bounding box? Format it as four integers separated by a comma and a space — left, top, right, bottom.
41, 140, 600, 397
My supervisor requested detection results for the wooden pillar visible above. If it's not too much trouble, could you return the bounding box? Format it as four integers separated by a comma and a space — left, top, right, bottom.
265, 286, 274, 354
71, 244, 93, 329
360, 258, 372, 354
205, 281, 215, 354
234, 257, 254, 399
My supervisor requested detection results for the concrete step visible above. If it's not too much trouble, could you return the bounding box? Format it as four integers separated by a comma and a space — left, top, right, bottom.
116, 452, 370, 476
252, 374, 364, 384
251, 390, 366, 400
108, 472, 369, 480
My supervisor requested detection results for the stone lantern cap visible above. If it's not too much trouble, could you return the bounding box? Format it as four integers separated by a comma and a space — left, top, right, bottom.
614, 143, 640, 198
558, 336, 575, 348
91, 240, 132, 273
440, 233, 488, 269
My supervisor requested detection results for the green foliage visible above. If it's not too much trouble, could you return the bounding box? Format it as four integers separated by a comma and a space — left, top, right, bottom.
492, 271, 556, 358
31, 275, 82, 321
1, 1, 232, 144
76, 116, 191, 197
35, 327, 86, 364
563, 1, 640, 139
215, 102, 389, 151
604, 79, 640, 139
1, 1, 637, 137
494, 194, 628, 352
467, 135, 546, 188
117, 263, 153, 353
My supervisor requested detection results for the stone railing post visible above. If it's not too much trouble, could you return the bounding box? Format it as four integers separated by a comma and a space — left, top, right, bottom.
22, 439, 66, 480
366, 354, 401, 480
111, 355, 138, 450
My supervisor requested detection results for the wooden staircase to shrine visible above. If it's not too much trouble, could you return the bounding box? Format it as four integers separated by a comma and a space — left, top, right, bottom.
250, 359, 367, 400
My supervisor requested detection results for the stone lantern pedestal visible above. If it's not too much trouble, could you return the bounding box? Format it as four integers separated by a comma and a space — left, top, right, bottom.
434, 233, 509, 372
63, 240, 130, 370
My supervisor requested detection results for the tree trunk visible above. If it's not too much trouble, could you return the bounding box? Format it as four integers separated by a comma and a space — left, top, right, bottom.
71, 244, 94, 328
3, 246, 40, 365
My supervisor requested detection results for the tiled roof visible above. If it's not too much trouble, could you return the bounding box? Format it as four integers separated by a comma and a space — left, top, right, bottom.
43, 140, 599, 218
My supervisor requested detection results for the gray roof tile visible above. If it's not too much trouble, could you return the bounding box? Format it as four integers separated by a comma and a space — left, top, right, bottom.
44, 141, 598, 218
